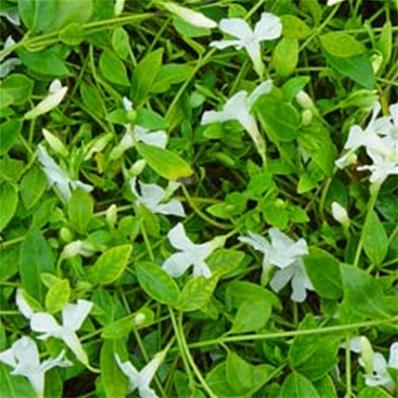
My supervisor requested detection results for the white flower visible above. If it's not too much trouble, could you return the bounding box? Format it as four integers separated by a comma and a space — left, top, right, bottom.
130, 177, 185, 217
331, 202, 349, 225
37, 144, 93, 201
210, 13, 282, 77
162, 223, 225, 278
115, 350, 166, 398
239, 229, 312, 302
349, 339, 398, 393
163, 2, 216, 29
0, 36, 20, 78
201, 80, 272, 163
16, 291, 93, 366
327, 0, 346, 6
0, 336, 71, 398
61, 240, 95, 259
0, 10, 20, 25
357, 151, 398, 185
110, 98, 168, 160
114, 0, 125, 16
24, 79, 68, 119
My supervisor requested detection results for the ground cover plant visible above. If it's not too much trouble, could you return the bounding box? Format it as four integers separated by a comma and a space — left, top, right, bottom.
0, 0, 397, 397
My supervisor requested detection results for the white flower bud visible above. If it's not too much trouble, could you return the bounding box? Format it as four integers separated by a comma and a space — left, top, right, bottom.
114, 0, 125, 16
331, 202, 349, 225
106, 204, 118, 228
296, 90, 315, 111
129, 159, 147, 176
42, 129, 68, 157
134, 312, 146, 326
163, 2, 217, 29
360, 336, 374, 375
61, 240, 94, 259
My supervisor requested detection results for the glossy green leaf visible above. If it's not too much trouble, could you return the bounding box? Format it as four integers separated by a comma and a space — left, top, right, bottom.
68, 188, 94, 235
273, 37, 299, 78
89, 245, 132, 285
0, 182, 18, 232
99, 49, 130, 86
281, 15, 311, 39
280, 372, 320, 398
363, 210, 388, 266
230, 299, 271, 333
19, 229, 55, 301
45, 279, 70, 313
136, 143, 193, 181
18, 0, 56, 32
0, 119, 22, 156
0, 74, 33, 105
135, 261, 180, 305
304, 248, 343, 299
320, 32, 365, 57
21, 166, 47, 209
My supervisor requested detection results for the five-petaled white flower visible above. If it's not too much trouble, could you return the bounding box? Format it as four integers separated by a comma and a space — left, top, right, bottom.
130, 177, 185, 217
0, 336, 71, 398
201, 80, 272, 163
348, 337, 398, 393
24, 79, 68, 120
163, 2, 216, 29
115, 350, 166, 398
37, 144, 93, 201
110, 97, 168, 160
162, 223, 225, 278
210, 13, 282, 77
239, 228, 313, 302
336, 101, 398, 186
16, 289, 93, 367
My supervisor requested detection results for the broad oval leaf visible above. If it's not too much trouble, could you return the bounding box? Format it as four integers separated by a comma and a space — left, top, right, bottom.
320, 32, 365, 58
21, 166, 47, 209
135, 261, 180, 305
99, 49, 130, 86
68, 188, 94, 235
45, 279, 70, 313
363, 210, 388, 266
136, 143, 193, 181
0, 182, 18, 232
280, 372, 320, 398
90, 245, 132, 285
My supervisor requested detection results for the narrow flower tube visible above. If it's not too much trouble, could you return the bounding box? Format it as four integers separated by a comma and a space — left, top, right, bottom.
163, 2, 217, 28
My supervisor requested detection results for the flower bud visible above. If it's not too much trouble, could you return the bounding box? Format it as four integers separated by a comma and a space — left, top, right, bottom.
360, 336, 374, 375
106, 204, 118, 228
42, 129, 68, 157
128, 159, 147, 176
163, 2, 217, 28
114, 0, 125, 16
331, 202, 349, 225
134, 312, 146, 326
60, 227, 73, 243
296, 90, 315, 111
302, 109, 313, 126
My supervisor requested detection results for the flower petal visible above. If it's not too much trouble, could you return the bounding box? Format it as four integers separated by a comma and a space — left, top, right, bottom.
0, 347, 17, 368
155, 200, 186, 217
31, 313, 62, 336
209, 39, 242, 50
163, 252, 192, 278
62, 300, 93, 331
193, 261, 212, 278
16, 289, 34, 319
61, 331, 89, 365
239, 231, 271, 254
388, 342, 398, 369
167, 223, 195, 251
218, 18, 253, 40
247, 80, 273, 109
270, 266, 294, 293
135, 127, 168, 148
115, 354, 140, 393
254, 13, 282, 41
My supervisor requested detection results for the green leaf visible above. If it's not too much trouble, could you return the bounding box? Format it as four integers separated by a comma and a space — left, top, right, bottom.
320, 32, 365, 57
207, 249, 245, 277
20, 166, 47, 209
363, 210, 388, 265
255, 96, 300, 142
225, 352, 274, 396
340, 264, 389, 318
280, 372, 320, 398
59, 23, 86, 45
100, 340, 129, 398
273, 38, 299, 78
0, 364, 36, 398
135, 261, 180, 305
230, 299, 271, 333
281, 15, 311, 39
18, 48, 70, 77
376, 21, 392, 70
325, 53, 374, 89
313, 376, 337, 398
45, 0, 93, 31
176, 276, 218, 312
0, 182, 18, 232
112, 27, 130, 60
151, 64, 194, 94
358, 387, 393, 398
131, 49, 163, 105
304, 248, 343, 299
19, 229, 55, 301
136, 143, 193, 181
67, 189, 94, 235
89, 245, 132, 285
45, 279, 70, 313
18, 0, 56, 32
99, 49, 130, 86
0, 74, 34, 105
80, 81, 105, 117
0, 119, 22, 156
289, 315, 341, 380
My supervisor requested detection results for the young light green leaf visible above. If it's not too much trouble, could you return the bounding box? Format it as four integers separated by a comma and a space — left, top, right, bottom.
89, 245, 132, 285
273, 37, 299, 78
280, 372, 320, 398
20, 167, 47, 209
280, 15, 311, 39
230, 299, 271, 334
136, 143, 193, 181
45, 279, 70, 313
0, 74, 33, 105
320, 32, 365, 57
0, 119, 22, 156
